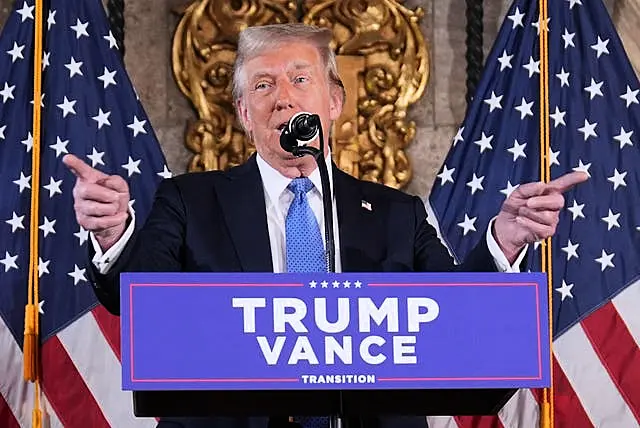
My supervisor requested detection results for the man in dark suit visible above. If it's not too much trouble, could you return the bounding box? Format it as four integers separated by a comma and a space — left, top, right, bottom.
63, 22, 586, 428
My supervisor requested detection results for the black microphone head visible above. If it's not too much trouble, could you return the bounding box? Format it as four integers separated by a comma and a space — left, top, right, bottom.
288, 112, 320, 145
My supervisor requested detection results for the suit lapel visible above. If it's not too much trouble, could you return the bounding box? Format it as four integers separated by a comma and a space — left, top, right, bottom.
333, 165, 384, 272
217, 155, 273, 272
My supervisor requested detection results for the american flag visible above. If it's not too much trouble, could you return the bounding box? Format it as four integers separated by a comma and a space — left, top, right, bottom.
425, 0, 640, 427
0, 0, 169, 426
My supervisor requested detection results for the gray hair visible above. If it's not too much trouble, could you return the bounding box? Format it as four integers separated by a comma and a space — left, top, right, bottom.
232, 23, 345, 105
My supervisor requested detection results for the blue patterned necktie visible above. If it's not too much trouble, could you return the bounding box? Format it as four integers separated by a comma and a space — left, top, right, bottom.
286, 177, 326, 273
285, 177, 328, 428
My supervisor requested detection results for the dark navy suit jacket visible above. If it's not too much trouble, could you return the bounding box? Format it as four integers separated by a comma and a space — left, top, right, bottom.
88, 154, 499, 428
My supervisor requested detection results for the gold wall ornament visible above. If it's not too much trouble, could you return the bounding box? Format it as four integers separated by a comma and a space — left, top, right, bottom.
171, 0, 429, 189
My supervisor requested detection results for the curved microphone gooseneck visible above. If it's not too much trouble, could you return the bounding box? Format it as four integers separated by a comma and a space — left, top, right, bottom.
280, 112, 336, 274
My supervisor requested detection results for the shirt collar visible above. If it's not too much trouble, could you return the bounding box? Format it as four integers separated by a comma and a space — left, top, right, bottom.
256, 150, 334, 202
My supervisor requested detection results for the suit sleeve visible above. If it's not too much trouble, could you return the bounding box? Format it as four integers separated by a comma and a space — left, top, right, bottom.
411, 196, 498, 273
87, 178, 187, 315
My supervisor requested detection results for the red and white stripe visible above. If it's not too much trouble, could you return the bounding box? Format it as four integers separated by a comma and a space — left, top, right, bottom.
0, 306, 157, 428
426, 279, 640, 428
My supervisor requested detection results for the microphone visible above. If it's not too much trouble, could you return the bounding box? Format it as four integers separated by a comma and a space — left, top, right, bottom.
280, 112, 321, 153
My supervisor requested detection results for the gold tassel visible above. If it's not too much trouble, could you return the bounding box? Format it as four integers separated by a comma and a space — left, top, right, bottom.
23, 304, 38, 381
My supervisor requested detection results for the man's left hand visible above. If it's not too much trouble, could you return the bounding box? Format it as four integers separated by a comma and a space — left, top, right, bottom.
493, 171, 589, 264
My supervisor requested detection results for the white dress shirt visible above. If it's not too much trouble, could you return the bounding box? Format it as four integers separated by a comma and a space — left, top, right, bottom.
91, 152, 525, 274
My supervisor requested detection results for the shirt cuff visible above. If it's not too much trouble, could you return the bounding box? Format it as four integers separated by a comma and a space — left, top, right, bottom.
90, 207, 136, 274
486, 217, 528, 272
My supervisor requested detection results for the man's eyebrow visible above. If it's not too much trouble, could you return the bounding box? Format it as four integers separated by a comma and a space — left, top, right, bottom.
248, 62, 314, 82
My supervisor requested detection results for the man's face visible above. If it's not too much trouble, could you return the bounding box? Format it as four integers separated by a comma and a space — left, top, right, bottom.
236, 41, 343, 172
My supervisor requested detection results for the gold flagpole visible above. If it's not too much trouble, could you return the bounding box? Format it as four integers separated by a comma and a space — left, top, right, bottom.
538, 0, 554, 427
24, 0, 44, 426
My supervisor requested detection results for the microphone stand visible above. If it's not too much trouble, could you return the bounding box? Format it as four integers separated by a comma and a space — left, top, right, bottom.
287, 125, 335, 274
286, 121, 346, 428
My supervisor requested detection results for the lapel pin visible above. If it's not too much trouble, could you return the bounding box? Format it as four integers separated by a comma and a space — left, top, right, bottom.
361, 200, 372, 211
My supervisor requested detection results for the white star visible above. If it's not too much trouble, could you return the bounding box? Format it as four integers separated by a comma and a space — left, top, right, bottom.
38, 257, 50, 277
453, 126, 464, 146
157, 165, 173, 179
566, 0, 582, 9
532, 17, 550, 34
332, 281, 340, 288
68, 264, 87, 285
0, 82, 16, 103
466, 173, 484, 195
343, 281, 351, 288
74, 226, 89, 246
550, 107, 566, 128
577, 119, 597, 141
507, 7, 525, 28
497, 50, 513, 71
321, 281, 328, 288
507, 139, 527, 161
573, 159, 591, 176
21, 132, 33, 152
16, 2, 34, 22
457, 214, 477, 236
556, 67, 570, 87
70, 19, 89, 39
0, 124, 5, 140
484, 91, 503, 112
500, 181, 519, 198
607, 168, 627, 190
97, 67, 117, 89
57, 96, 76, 118
6, 42, 25, 63
104, 31, 118, 49
523, 56, 541, 78
13, 171, 31, 193
591, 36, 610, 58
584, 78, 604, 100
309, 280, 317, 288
556, 280, 574, 301
64, 57, 83, 78
87, 147, 105, 167
354, 281, 362, 288
39, 217, 56, 238
38, 300, 44, 314
613, 127, 633, 149
515, 97, 534, 119
47, 9, 56, 29
43, 177, 62, 198
5, 212, 25, 233
562, 28, 575, 48
595, 250, 615, 271
128, 115, 147, 137
73, 226, 89, 246
567, 199, 585, 220
561, 240, 579, 260
42, 51, 50, 70
92, 108, 111, 129
601, 209, 621, 230
437, 165, 455, 186
549, 148, 560, 166
30, 92, 45, 108
473, 132, 493, 153
0, 252, 18, 272
50, 136, 69, 158
620, 86, 639, 108
122, 156, 141, 176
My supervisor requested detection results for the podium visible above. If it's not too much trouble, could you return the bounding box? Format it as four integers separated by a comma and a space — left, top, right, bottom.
120, 272, 550, 420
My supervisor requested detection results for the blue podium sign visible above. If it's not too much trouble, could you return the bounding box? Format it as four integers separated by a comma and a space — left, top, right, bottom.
120, 272, 550, 391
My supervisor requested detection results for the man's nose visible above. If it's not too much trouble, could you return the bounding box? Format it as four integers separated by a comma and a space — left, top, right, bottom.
274, 83, 294, 111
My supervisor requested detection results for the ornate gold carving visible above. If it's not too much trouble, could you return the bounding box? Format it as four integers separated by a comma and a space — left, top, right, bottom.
172, 0, 428, 189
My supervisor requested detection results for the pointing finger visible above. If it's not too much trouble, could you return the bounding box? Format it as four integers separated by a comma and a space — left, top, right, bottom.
546, 171, 589, 194
63, 154, 107, 182
99, 175, 129, 194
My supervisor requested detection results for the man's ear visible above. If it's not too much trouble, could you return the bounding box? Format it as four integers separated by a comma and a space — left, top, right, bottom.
236, 97, 251, 133
329, 84, 344, 121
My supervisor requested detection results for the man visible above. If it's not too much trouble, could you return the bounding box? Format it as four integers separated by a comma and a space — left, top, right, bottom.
63, 23, 586, 428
